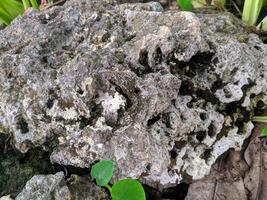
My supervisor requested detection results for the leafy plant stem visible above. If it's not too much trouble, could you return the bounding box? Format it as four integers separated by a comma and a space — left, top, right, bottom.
252, 116, 267, 123
105, 184, 112, 192
22, 0, 31, 10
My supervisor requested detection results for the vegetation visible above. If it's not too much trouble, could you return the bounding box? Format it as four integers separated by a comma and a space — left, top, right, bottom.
176, 0, 267, 31
90, 160, 146, 200
252, 116, 267, 136
0, 0, 39, 25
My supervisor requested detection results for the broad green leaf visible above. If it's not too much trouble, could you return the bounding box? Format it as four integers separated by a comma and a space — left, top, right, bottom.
176, 0, 192, 11
111, 179, 146, 200
90, 160, 114, 186
257, 16, 267, 31
242, 0, 263, 26
261, 127, 267, 137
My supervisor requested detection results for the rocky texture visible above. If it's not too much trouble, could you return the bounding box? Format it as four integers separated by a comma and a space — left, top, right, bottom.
184, 114, 267, 200
0, 0, 267, 190
15, 172, 70, 200
12, 173, 107, 200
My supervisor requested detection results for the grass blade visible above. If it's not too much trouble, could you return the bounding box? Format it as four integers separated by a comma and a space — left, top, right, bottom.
242, 0, 263, 26
252, 116, 267, 123
22, 0, 31, 10
257, 16, 267, 31
0, 7, 13, 25
30, 0, 39, 9
0, 0, 24, 18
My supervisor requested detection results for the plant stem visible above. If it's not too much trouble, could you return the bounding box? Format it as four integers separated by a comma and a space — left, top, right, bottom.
22, 0, 31, 10
252, 116, 267, 123
30, 0, 39, 9
105, 184, 112, 192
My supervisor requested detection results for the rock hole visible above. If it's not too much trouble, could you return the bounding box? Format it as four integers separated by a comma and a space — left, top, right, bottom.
16, 117, 29, 134
76, 86, 84, 95
208, 124, 215, 137
179, 80, 195, 95
195, 89, 218, 104
162, 182, 189, 200
199, 113, 207, 121
170, 147, 178, 159
46, 98, 54, 109
79, 116, 94, 129
175, 140, 187, 149
147, 114, 161, 126
196, 131, 206, 142
154, 47, 163, 65
139, 49, 149, 67
113, 84, 133, 111
186, 101, 193, 108
146, 163, 152, 171
202, 149, 212, 161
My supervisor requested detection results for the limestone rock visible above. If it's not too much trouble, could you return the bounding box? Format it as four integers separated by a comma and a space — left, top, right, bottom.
0, 0, 266, 189
15, 172, 71, 200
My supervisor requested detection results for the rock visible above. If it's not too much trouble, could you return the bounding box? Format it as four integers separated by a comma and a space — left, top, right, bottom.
15, 173, 108, 200
15, 172, 71, 200
0, 0, 266, 189
67, 175, 108, 200
0, 196, 13, 200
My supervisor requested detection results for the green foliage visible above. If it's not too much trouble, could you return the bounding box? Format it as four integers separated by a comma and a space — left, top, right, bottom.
252, 116, 267, 137
242, 0, 264, 26
176, 0, 193, 11
90, 160, 114, 186
90, 160, 146, 200
252, 116, 267, 123
261, 126, 267, 137
257, 16, 267, 31
111, 179, 146, 200
0, 0, 39, 26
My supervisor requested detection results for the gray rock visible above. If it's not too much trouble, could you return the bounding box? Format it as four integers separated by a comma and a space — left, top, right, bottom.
15, 172, 71, 200
0, 0, 266, 189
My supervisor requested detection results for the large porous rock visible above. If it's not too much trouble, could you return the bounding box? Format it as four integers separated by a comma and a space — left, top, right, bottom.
0, 0, 266, 189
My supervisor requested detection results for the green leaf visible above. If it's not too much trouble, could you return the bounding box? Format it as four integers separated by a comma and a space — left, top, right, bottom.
252, 116, 267, 123
111, 179, 146, 200
176, 0, 192, 11
0, 0, 24, 19
90, 160, 114, 186
257, 16, 267, 31
30, 0, 39, 9
242, 0, 263, 26
261, 127, 267, 137
0, 7, 13, 25
22, 0, 31, 10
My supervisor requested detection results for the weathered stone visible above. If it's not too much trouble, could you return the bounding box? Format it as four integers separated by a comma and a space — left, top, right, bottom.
67, 175, 108, 200
0, 0, 266, 189
15, 172, 71, 200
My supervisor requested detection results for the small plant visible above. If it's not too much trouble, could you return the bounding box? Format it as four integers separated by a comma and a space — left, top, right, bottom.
0, 0, 39, 26
176, 0, 225, 11
252, 116, 267, 136
242, 0, 264, 26
90, 160, 146, 200
176, 0, 193, 11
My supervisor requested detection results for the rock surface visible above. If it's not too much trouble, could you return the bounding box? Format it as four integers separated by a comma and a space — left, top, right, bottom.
13, 173, 108, 200
15, 172, 71, 200
0, 0, 266, 189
